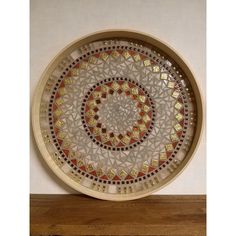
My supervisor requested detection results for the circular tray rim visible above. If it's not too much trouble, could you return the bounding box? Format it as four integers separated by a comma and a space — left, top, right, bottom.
32, 29, 204, 201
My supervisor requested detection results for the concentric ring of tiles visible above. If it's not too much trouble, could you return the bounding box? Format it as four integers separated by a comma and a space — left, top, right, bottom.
33, 31, 202, 200
81, 77, 156, 151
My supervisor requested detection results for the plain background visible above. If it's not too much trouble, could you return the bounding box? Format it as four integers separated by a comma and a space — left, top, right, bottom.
30, 0, 206, 194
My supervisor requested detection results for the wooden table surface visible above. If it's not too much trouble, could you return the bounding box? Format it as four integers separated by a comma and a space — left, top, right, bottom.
30, 194, 206, 236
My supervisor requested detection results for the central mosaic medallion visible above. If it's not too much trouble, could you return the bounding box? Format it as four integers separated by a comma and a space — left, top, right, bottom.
81, 77, 155, 151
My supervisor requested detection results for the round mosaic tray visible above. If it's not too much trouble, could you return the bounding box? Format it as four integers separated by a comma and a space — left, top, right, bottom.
32, 30, 203, 201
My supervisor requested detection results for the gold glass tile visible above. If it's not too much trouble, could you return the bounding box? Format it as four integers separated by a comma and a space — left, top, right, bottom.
71, 68, 79, 76
119, 170, 128, 179
133, 54, 141, 61
172, 91, 180, 99
101, 133, 110, 143
121, 82, 130, 91
175, 102, 183, 110
54, 108, 63, 117
142, 114, 151, 123
151, 159, 159, 167
101, 85, 109, 93
144, 59, 151, 67
80, 62, 88, 69
100, 52, 109, 61
86, 109, 95, 118
77, 160, 84, 167
139, 123, 147, 132
122, 51, 131, 59
131, 87, 139, 95
143, 104, 150, 112
55, 119, 64, 128
111, 82, 120, 91
62, 139, 70, 149
93, 127, 101, 136
122, 135, 131, 144
111, 50, 119, 58
93, 91, 102, 99
161, 73, 168, 80
87, 118, 97, 127
142, 162, 149, 173
160, 152, 167, 161
153, 65, 160, 73
174, 123, 182, 132
138, 95, 146, 103
130, 168, 138, 177
96, 168, 103, 177
57, 131, 66, 140
131, 130, 140, 139
88, 100, 97, 108
88, 56, 97, 64
165, 143, 174, 152
111, 136, 120, 146
167, 81, 175, 89
175, 113, 184, 121
55, 97, 64, 106
87, 164, 94, 172
171, 133, 179, 142
107, 169, 116, 179
64, 77, 73, 84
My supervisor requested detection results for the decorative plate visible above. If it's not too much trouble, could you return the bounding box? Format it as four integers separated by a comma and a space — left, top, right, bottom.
32, 30, 203, 201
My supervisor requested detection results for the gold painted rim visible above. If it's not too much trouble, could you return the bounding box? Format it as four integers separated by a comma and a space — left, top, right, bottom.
32, 30, 203, 201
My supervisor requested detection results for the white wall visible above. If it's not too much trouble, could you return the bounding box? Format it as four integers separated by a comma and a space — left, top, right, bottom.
30, 0, 206, 194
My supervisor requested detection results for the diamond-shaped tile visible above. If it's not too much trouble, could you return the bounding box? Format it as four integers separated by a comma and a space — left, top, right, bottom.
161, 73, 168, 80
111, 50, 119, 58
172, 91, 180, 99
131, 87, 139, 95
165, 143, 174, 152
167, 81, 175, 89
171, 133, 179, 142
130, 168, 138, 178
133, 54, 141, 61
139, 123, 147, 132
175, 102, 183, 110
119, 170, 128, 179
86, 109, 95, 118
87, 118, 97, 127
122, 51, 131, 59
142, 114, 151, 123
174, 123, 182, 132
160, 152, 167, 161
138, 95, 146, 103
175, 113, 184, 121
144, 59, 151, 66
153, 65, 160, 73
88, 56, 97, 64
142, 162, 149, 173
151, 159, 159, 167
121, 82, 130, 91
55, 119, 64, 128
107, 169, 116, 179
122, 135, 131, 145
55, 97, 64, 106
143, 104, 150, 112
111, 82, 120, 91
54, 108, 63, 117
100, 52, 109, 61
87, 163, 94, 172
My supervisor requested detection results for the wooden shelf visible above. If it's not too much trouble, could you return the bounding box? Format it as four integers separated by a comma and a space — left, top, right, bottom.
30, 194, 206, 236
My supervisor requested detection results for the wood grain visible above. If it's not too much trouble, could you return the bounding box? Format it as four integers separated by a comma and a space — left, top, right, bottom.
30, 194, 206, 236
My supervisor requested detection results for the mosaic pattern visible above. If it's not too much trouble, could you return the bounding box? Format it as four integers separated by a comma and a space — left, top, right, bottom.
35, 36, 199, 199
81, 77, 155, 150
